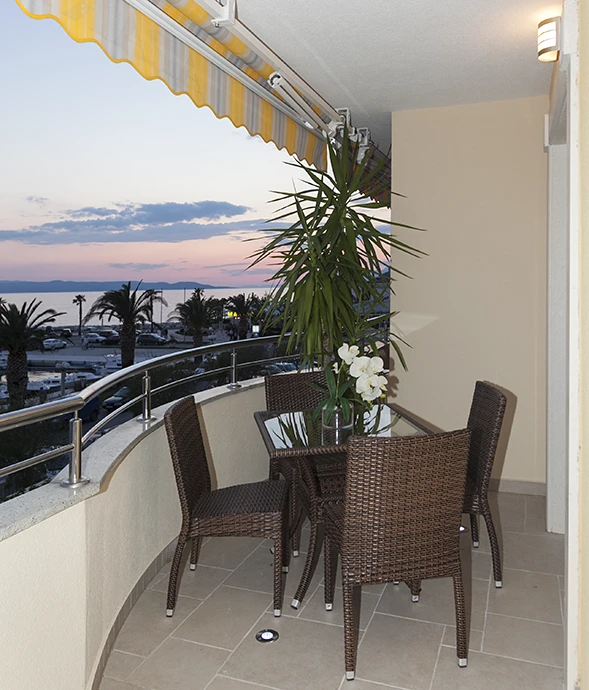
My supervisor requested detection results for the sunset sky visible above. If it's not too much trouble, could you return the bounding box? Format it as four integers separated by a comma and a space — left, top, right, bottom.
0, 0, 303, 287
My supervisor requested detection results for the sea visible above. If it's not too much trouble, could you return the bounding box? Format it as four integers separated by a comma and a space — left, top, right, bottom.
2, 288, 269, 327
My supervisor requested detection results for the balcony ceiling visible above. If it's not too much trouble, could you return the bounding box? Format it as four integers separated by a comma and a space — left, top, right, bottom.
238, 0, 558, 150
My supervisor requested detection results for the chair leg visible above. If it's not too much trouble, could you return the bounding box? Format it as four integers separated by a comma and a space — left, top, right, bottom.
166, 536, 187, 617
482, 501, 503, 587
342, 582, 357, 680
282, 508, 291, 574
324, 535, 337, 611
453, 571, 468, 667
291, 521, 320, 609
290, 474, 302, 556
469, 513, 479, 548
273, 528, 284, 617
189, 537, 201, 571
406, 579, 422, 603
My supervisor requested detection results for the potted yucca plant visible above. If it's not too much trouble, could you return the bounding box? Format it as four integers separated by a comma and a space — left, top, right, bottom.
250, 128, 423, 421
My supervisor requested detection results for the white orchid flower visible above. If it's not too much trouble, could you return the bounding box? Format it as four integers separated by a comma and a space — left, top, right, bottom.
332, 361, 340, 374
337, 343, 360, 365
356, 372, 387, 402
349, 356, 371, 378
361, 387, 383, 402
367, 356, 384, 374
355, 372, 372, 396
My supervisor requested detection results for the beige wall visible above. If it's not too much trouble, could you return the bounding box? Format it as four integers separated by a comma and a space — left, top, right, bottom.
391, 96, 548, 488
578, 0, 589, 682
0, 503, 87, 689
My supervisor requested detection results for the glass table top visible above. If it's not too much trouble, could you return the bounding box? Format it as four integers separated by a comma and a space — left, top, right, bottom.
258, 404, 428, 452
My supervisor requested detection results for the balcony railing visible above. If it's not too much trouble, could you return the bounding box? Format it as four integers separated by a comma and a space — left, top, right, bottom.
0, 335, 295, 490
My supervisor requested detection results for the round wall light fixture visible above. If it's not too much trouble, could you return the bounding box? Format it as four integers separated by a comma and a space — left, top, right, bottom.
537, 17, 560, 62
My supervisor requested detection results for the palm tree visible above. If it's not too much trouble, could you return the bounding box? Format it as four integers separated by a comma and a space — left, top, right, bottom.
0, 300, 64, 407
226, 293, 258, 339
84, 282, 167, 367
169, 289, 213, 351
72, 294, 86, 336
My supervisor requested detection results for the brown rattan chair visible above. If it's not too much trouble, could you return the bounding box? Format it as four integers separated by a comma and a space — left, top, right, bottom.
464, 381, 507, 588
164, 396, 289, 617
264, 371, 346, 561
321, 430, 471, 679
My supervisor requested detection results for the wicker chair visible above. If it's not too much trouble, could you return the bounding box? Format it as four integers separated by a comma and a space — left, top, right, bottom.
322, 430, 471, 679
264, 371, 346, 561
164, 396, 289, 617
464, 381, 507, 588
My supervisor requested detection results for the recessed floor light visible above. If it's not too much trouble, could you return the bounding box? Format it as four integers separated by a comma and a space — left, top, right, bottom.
255, 629, 279, 643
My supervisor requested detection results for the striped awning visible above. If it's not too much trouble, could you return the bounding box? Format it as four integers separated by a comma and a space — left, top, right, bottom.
15, 0, 328, 169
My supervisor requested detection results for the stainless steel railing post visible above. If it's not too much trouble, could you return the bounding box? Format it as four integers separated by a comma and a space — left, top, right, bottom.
61, 412, 90, 488
227, 349, 241, 389
138, 370, 155, 422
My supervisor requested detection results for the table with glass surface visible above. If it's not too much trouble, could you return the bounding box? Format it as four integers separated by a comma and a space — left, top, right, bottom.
254, 403, 433, 462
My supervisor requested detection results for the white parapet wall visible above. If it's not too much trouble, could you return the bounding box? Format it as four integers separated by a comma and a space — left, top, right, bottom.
0, 380, 268, 690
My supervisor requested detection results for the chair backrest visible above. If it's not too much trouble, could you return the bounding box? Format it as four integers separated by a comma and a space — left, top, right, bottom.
342, 429, 471, 584
265, 370, 328, 412
164, 396, 211, 527
466, 381, 507, 497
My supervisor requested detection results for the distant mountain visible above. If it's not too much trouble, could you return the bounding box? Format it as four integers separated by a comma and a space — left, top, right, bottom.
0, 280, 232, 293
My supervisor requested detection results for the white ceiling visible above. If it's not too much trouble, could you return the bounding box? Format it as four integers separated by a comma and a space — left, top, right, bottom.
238, 0, 560, 150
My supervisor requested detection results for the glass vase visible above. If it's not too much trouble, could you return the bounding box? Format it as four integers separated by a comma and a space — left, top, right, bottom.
321, 406, 353, 445
321, 406, 354, 430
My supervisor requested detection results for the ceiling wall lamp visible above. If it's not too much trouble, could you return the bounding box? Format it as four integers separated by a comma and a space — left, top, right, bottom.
537, 17, 560, 62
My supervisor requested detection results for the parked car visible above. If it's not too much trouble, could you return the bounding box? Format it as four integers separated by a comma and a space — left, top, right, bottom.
102, 386, 131, 411
84, 333, 107, 344
53, 396, 101, 426
58, 328, 73, 338
136, 333, 168, 346
100, 332, 120, 345
99, 329, 119, 339
43, 338, 68, 351
79, 396, 101, 422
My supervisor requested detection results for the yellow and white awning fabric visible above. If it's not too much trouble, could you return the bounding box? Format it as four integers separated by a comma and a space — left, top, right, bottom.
15, 0, 327, 169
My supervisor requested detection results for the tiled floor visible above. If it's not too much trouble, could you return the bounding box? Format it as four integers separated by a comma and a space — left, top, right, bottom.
100, 492, 565, 690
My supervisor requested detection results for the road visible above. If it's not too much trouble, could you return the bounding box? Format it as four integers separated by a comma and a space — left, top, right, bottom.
25, 330, 231, 367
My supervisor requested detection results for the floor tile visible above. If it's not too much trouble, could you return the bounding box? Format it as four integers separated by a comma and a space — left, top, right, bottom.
298, 585, 380, 630
483, 613, 563, 667
172, 585, 271, 650
525, 496, 547, 535
113, 590, 201, 657
220, 612, 346, 690
151, 562, 232, 600
103, 650, 144, 681
431, 646, 564, 690
494, 492, 526, 532
100, 679, 139, 690
356, 613, 444, 689
501, 532, 564, 575
487, 569, 561, 623
225, 544, 323, 602
442, 626, 483, 652
147, 571, 168, 590
458, 547, 492, 581
126, 637, 229, 690
198, 537, 264, 569
207, 677, 270, 690
376, 577, 488, 630
338, 680, 408, 690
